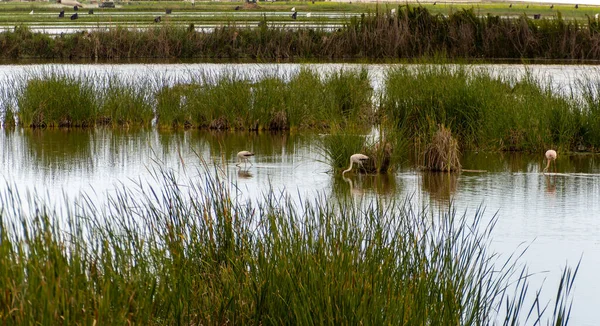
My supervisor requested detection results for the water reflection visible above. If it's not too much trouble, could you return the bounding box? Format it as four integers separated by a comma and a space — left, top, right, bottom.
421, 172, 458, 204
333, 173, 398, 198
21, 128, 94, 177
237, 167, 253, 179
3, 128, 600, 325
544, 174, 557, 195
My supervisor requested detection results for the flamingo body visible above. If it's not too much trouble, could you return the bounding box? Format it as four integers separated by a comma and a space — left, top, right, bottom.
236, 151, 255, 168
342, 154, 369, 176
543, 149, 557, 173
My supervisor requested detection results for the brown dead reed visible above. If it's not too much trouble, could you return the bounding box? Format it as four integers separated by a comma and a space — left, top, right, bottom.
424, 125, 462, 172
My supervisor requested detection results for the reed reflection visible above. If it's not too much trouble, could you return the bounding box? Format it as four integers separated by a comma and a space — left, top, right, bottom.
421, 172, 458, 204
22, 128, 94, 174
333, 173, 397, 199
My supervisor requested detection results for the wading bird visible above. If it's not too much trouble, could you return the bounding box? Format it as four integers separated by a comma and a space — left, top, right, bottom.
70, 13, 78, 20
342, 154, 369, 176
543, 149, 557, 174
236, 151, 255, 168
59, 10, 65, 18
154, 16, 161, 23
291, 11, 297, 19
291, 7, 296, 12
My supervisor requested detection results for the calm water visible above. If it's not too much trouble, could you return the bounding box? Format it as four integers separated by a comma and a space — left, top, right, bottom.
1, 63, 600, 324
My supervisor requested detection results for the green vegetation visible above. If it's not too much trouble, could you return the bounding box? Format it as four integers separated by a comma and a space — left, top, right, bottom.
0, 165, 578, 324
11, 64, 600, 154
3, 6, 600, 60
17, 70, 96, 128
14, 68, 373, 130
381, 65, 600, 153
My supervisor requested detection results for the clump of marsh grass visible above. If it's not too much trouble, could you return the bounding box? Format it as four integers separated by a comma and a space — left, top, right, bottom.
382, 65, 583, 153
320, 132, 366, 174
269, 110, 289, 130
320, 127, 403, 174
155, 83, 200, 129
423, 124, 462, 172
0, 164, 579, 324
97, 75, 154, 127
16, 70, 97, 128
2, 107, 15, 128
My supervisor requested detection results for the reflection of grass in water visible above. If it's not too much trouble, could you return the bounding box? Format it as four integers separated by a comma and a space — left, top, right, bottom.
421, 171, 458, 203
22, 128, 93, 170
0, 166, 578, 324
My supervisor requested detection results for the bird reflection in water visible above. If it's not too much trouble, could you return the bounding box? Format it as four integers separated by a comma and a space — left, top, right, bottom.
336, 173, 397, 197
544, 174, 557, 195
237, 168, 253, 179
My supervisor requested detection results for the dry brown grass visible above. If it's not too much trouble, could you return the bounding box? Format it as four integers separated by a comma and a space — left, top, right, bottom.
423, 124, 462, 172
269, 110, 289, 131
362, 140, 393, 174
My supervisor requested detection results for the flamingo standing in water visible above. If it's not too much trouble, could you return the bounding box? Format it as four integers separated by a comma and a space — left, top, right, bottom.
543, 149, 557, 174
236, 151, 255, 168
342, 154, 369, 176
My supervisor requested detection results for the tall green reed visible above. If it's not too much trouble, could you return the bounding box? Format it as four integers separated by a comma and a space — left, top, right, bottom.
381, 65, 582, 152
155, 69, 373, 130
98, 75, 154, 127
17, 70, 97, 128
0, 165, 578, 324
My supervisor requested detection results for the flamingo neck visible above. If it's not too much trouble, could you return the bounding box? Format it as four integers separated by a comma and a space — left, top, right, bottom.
342, 159, 354, 176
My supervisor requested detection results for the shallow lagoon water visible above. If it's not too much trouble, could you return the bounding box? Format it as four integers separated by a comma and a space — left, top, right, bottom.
1, 128, 599, 325
1, 63, 600, 324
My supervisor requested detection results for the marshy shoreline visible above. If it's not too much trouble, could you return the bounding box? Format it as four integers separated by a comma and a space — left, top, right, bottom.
4, 6, 600, 61
4, 64, 600, 155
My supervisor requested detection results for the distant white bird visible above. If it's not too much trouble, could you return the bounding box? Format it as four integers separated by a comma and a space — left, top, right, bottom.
342, 154, 369, 176
29, 10, 34, 14
596, 13, 599, 19
543, 149, 557, 174
57, 0, 83, 7
291, 7, 296, 12
390, 8, 396, 15
236, 151, 255, 168
306, 12, 312, 18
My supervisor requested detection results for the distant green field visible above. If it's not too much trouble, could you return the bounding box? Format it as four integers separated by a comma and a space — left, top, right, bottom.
0, 0, 598, 27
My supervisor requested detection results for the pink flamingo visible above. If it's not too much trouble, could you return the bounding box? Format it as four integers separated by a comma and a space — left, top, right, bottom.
342, 154, 369, 176
543, 149, 557, 174
236, 151, 255, 168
